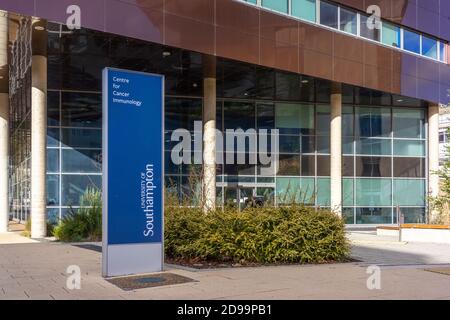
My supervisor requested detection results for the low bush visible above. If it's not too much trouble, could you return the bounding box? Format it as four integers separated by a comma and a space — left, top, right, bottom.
53, 188, 102, 242
165, 205, 350, 264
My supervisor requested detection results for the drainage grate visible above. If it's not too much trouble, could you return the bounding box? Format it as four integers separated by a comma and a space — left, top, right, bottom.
106, 272, 195, 291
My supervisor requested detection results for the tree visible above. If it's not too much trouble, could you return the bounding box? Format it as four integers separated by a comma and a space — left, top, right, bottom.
429, 96, 450, 225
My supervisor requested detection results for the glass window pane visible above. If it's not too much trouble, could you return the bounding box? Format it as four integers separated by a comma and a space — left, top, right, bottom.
316, 155, 330, 176
382, 22, 400, 48
422, 36, 438, 59
317, 136, 330, 154
47, 128, 60, 147
275, 103, 314, 134
343, 106, 354, 137
343, 179, 354, 206
400, 208, 426, 224
356, 208, 392, 224
355, 138, 391, 155
47, 91, 60, 126
320, 1, 338, 29
257, 103, 275, 129
339, 7, 357, 35
343, 207, 355, 224
61, 175, 101, 206
439, 42, 446, 62
355, 107, 391, 137
61, 92, 101, 128
276, 73, 315, 102
343, 136, 354, 154
393, 157, 425, 177
393, 140, 425, 156
355, 156, 391, 177
404, 29, 421, 54
360, 14, 381, 41
277, 154, 300, 176
317, 178, 330, 206
343, 156, 354, 176
393, 179, 425, 206
393, 108, 425, 138
224, 101, 255, 130
355, 178, 392, 206
279, 135, 300, 153
46, 174, 59, 206
316, 105, 330, 135
47, 149, 60, 173
62, 149, 102, 173
292, 0, 316, 22
276, 177, 315, 205
262, 0, 288, 13
301, 135, 315, 153
165, 98, 202, 131
47, 208, 60, 224
246, 0, 257, 4
61, 128, 102, 148
301, 155, 315, 176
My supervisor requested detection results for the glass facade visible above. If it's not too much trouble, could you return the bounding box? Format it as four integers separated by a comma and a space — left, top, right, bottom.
25, 22, 427, 224
240, 0, 447, 63
8, 17, 32, 222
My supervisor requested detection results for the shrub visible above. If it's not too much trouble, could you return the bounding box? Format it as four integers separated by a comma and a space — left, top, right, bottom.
53, 188, 102, 242
165, 205, 350, 264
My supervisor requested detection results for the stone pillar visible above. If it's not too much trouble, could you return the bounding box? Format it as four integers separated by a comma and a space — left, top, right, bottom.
330, 82, 342, 216
202, 55, 216, 213
428, 103, 440, 223
30, 20, 47, 238
0, 11, 8, 233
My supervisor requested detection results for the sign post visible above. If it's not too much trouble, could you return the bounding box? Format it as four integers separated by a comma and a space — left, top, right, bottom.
102, 68, 164, 277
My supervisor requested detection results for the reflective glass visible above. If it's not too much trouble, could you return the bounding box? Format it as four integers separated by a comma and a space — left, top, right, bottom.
393, 157, 425, 178
320, 1, 338, 29
355, 138, 391, 155
422, 36, 438, 59
393, 179, 425, 206
61, 92, 101, 128
399, 208, 426, 224
61, 128, 102, 149
393, 108, 425, 138
317, 178, 330, 206
343, 207, 355, 224
343, 179, 354, 206
276, 177, 315, 204
355, 107, 391, 137
360, 14, 381, 41
355, 156, 391, 177
382, 22, 400, 47
62, 149, 102, 173
47, 175, 59, 206
393, 140, 425, 157
340, 7, 357, 35
47, 149, 60, 173
275, 103, 314, 134
404, 29, 421, 54
262, 0, 288, 13
61, 175, 101, 206
355, 178, 392, 206
47, 91, 60, 126
356, 208, 392, 224
292, 0, 316, 22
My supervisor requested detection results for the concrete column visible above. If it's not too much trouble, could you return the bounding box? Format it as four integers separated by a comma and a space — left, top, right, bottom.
202, 55, 216, 213
0, 11, 9, 233
330, 82, 342, 216
30, 54, 47, 238
428, 103, 440, 223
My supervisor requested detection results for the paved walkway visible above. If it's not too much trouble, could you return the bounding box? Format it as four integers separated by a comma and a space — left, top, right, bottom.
0, 231, 450, 299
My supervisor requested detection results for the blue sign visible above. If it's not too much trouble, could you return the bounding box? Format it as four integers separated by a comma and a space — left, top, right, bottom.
102, 68, 164, 276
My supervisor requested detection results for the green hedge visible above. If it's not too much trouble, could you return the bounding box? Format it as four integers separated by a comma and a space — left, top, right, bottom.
165, 206, 350, 264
